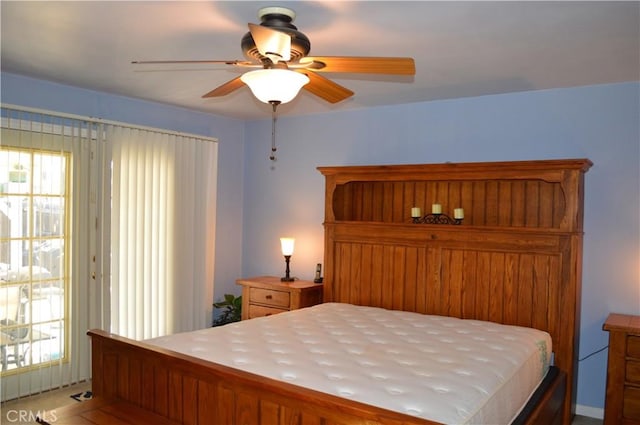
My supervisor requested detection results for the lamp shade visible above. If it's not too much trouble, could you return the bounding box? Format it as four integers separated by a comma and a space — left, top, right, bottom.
241, 69, 310, 104
280, 237, 295, 256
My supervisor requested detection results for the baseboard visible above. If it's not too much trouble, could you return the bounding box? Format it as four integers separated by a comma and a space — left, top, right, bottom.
576, 404, 604, 419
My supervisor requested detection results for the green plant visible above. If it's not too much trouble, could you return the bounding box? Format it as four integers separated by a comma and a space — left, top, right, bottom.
212, 294, 242, 326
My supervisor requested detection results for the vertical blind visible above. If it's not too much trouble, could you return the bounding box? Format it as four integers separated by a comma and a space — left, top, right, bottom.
108, 125, 218, 339
1, 104, 218, 400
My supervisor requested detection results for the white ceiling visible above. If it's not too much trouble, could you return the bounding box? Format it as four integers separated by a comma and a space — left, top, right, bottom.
1, 1, 638, 120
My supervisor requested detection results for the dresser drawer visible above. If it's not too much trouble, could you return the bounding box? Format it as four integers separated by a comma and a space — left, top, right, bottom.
627, 360, 640, 384
628, 335, 640, 358
605, 314, 640, 425
248, 304, 287, 319
623, 386, 640, 420
249, 287, 290, 308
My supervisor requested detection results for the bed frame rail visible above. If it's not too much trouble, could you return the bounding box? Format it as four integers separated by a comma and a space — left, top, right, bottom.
89, 328, 566, 425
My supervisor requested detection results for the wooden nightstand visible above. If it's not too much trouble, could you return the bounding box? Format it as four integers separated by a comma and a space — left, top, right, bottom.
236, 276, 323, 320
603, 313, 640, 425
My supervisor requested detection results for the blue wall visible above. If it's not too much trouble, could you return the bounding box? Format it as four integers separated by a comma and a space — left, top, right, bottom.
2, 71, 638, 412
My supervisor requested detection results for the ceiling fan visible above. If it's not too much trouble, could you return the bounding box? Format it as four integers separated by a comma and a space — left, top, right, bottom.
132, 6, 416, 107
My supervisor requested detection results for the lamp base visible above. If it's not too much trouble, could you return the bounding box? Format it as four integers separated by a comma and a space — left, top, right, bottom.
281, 254, 294, 282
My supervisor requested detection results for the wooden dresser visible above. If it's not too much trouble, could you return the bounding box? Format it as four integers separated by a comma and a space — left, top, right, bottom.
236, 276, 323, 320
604, 313, 640, 424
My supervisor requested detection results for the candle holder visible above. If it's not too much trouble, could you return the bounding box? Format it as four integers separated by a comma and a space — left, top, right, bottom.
412, 213, 463, 225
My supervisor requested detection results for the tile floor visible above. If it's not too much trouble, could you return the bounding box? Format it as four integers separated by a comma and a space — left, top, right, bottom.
572, 415, 604, 425
1, 381, 91, 425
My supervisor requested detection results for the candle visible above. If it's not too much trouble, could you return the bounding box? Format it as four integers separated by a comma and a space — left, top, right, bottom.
431, 203, 442, 214
454, 208, 464, 219
411, 207, 421, 218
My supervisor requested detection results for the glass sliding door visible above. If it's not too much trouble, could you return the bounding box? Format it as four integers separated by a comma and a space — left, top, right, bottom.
1, 109, 108, 401
0, 105, 218, 402
0, 148, 69, 375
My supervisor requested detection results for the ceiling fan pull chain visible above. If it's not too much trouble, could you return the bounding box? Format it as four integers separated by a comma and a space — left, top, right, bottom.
270, 101, 280, 161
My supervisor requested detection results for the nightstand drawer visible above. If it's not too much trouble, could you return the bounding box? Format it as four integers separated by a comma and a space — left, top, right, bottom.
628, 335, 640, 358
248, 304, 287, 319
627, 360, 640, 384
237, 276, 323, 321
249, 287, 290, 308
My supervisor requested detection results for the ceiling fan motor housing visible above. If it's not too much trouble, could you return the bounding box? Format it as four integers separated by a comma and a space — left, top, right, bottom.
241, 7, 311, 63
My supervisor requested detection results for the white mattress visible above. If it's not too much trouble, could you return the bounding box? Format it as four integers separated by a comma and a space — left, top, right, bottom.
147, 303, 551, 424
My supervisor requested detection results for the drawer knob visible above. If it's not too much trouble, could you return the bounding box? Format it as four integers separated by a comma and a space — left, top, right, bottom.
265, 295, 273, 299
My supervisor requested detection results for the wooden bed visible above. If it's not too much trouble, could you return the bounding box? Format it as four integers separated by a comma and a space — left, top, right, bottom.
88, 158, 591, 425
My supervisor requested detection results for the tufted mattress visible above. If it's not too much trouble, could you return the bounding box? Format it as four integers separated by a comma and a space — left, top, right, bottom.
147, 303, 551, 424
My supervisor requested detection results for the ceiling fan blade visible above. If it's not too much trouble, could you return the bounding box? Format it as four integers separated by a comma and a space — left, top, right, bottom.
248, 23, 291, 62
202, 76, 245, 98
297, 71, 354, 104
300, 57, 415, 75
132, 60, 255, 66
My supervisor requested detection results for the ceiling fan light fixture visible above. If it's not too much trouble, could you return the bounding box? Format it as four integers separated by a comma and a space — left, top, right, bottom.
241, 69, 309, 104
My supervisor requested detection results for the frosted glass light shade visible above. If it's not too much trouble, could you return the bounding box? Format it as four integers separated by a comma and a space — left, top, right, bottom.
280, 237, 295, 256
241, 69, 309, 104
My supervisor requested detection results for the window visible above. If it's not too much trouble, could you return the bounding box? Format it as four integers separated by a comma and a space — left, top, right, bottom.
0, 147, 69, 373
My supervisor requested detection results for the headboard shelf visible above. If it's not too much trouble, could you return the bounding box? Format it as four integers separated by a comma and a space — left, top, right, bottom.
319, 159, 592, 231
318, 158, 591, 424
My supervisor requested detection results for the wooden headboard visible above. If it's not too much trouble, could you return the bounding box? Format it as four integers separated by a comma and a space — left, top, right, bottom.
318, 159, 592, 424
